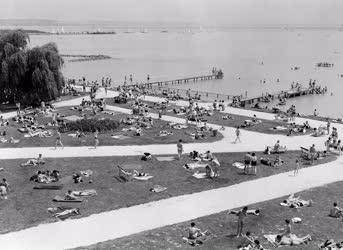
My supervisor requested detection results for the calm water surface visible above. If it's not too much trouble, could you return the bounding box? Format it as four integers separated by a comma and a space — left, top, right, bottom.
24, 28, 343, 117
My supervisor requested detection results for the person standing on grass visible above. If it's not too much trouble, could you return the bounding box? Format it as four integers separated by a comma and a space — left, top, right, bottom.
294, 159, 300, 176
233, 206, 248, 237
234, 127, 241, 143
327, 120, 331, 135
55, 131, 64, 149
16, 102, 21, 116
177, 139, 183, 160
158, 109, 162, 119
94, 129, 99, 149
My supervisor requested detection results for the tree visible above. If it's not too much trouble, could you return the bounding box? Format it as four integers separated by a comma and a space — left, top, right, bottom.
0, 29, 64, 106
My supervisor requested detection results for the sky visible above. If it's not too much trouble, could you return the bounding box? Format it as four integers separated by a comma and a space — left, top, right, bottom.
1, 0, 343, 27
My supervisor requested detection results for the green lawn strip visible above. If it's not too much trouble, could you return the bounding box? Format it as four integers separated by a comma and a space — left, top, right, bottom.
0, 151, 335, 234
0, 106, 222, 148
79, 180, 343, 250
105, 98, 312, 136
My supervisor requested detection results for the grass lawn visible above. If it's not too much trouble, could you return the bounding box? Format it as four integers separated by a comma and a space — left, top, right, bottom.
0, 106, 222, 148
105, 98, 313, 136
0, 151, 335, 234
80, 180, 343, 250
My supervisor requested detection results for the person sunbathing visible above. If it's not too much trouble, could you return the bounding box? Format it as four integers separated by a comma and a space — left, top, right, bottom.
54, 208, 80, 219
72, 173, 83, 183
329, 202, 343, 218
319, 239, 343, 249
275, 234, 312, 246
281, 194, 312, 208
65, 190, 77, 200
133, 170, 148, 177
21, 154, 45, 167
273, 156, 284, 168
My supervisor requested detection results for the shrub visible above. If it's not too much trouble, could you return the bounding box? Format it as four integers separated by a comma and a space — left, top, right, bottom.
65, 118, 120, 132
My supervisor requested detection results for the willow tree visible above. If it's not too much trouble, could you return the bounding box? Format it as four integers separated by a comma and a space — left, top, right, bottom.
0, 30, 64, 106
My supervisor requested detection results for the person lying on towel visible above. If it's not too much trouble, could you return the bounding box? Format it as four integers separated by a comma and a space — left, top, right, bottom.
280, 194, 312, 208
21, 154, 45, 167
319, 239, 343, 249
65, 190, 77, 200
275, 234, 312, 246
133, 170, 148, 177
54, 208, 80, 219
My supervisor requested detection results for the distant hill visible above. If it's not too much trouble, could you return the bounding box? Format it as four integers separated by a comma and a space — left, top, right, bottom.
0, 19, 57, 26
0, 29, 50, 34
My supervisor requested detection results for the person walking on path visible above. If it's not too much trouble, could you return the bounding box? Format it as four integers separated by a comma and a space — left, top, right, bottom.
94, 130, 99, 149
177, 139, 183, 160
158, 109, 162, 120
234, 127, 241, 143
55, 131, 64, 149
294, 159, 300, 176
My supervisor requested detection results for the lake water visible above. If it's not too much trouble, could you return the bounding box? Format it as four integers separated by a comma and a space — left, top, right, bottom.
19, 26, 343, 117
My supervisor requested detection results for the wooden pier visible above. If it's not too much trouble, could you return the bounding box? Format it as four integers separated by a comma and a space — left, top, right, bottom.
239, 87, 315, 107
143, 72, 223, 88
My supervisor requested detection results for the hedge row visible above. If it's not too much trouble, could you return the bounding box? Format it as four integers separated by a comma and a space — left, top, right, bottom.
65, 118, 120, 132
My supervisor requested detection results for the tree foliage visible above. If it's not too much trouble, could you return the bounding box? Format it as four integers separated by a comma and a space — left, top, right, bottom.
0, 30, 64, 106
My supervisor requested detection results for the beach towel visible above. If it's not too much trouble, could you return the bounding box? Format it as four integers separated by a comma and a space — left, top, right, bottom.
183, 162, 208, 170
34, 184, 63, 190
192, 172, 207, 179
292, 217, 302, 223
80, 170, 93, 177
264, 234, 278, 247
150, 185, 167, 193
232, 162, 245, 170
133, 175, 153, 181
53, 195, 83, 203
71, 189, 97, 197
52, 207, 80, 221
270, 126, 288, 131
156, 156, 176, 162
111, 135, 129, 140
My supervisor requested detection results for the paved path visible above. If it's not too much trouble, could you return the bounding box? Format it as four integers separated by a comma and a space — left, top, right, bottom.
0, 88, 341, 250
